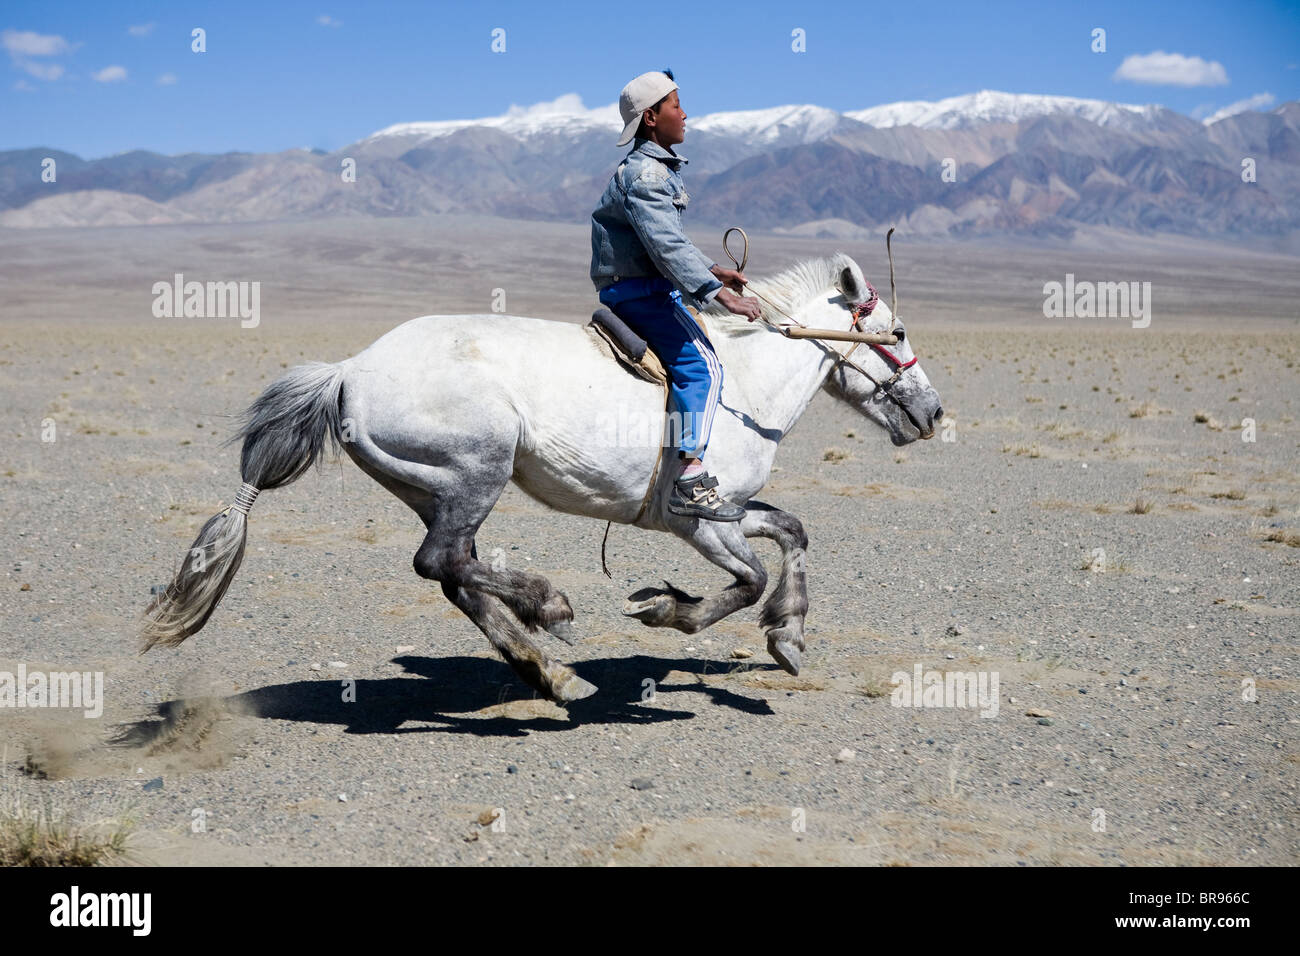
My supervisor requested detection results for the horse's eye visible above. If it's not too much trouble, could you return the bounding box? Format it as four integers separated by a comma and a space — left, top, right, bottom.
894, 327, 906, 343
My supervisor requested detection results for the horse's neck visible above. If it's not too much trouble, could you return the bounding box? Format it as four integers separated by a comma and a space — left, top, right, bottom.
716, 289, 848, 438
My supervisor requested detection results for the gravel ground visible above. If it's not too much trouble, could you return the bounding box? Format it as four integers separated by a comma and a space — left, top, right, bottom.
1, 218, 1296, 865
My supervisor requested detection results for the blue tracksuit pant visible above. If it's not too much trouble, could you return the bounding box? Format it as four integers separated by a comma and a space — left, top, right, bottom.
599, 277, 722, 459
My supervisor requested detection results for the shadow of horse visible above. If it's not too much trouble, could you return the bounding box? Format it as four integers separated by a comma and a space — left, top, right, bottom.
113, 653, 778, 743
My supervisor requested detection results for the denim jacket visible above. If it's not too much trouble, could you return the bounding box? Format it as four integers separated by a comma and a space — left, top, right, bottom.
590, 138, 723, 310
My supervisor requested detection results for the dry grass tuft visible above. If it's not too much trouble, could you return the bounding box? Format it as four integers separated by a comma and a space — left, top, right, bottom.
1264, 528, 1300, 548
1129, 401, 1167, 418
1002, 443, 1042, 458
0, 790, 133, 867
859, 676, 895, 699
822, 447, 850, 463
1130, 496, 1154, 514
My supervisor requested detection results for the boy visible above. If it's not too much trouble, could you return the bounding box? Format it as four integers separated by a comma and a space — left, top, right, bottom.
590, 69, 761, 522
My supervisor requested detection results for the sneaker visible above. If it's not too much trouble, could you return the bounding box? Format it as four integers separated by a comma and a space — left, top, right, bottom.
668, 472, 745, 521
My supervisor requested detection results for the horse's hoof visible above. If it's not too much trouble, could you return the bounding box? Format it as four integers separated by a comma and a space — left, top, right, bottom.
545, 619, 577, 646
623, 594, 674, 627
552, 670, 598, 704
540, 592, 574, 626
768, 636, 802, 676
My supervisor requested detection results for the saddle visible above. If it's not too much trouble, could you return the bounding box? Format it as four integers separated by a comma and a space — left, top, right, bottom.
585, 305, 711, 387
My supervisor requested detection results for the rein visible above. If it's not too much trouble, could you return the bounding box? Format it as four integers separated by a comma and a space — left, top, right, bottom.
722, 227, 918, 403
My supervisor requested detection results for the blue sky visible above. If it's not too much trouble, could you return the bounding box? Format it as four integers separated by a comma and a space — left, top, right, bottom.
3, 0, 1298, 158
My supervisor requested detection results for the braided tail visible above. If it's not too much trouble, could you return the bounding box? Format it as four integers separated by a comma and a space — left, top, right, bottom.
140, 363, 345, 651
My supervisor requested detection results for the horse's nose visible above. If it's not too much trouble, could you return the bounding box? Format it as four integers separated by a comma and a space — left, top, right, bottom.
934, 406, 944, 422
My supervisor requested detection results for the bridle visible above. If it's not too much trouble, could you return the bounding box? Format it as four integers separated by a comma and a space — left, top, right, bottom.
845, 282, 918, 401
723, 226, 918, 407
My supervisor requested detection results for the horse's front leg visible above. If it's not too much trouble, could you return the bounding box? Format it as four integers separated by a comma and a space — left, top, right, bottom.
740, 500, 809, 675
623, 520, 768, 635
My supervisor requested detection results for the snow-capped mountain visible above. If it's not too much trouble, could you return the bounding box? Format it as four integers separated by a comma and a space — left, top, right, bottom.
364, 92, 621, 144
846, 90, 1163, 130
364, 90, 1167, 144
690, 104, 843, 144
3, 91, 1297, 241
362, 89, 1199, 150
363, 96, 846, 149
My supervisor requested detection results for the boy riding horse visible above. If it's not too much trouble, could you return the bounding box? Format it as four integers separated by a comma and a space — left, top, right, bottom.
590, 69, 761, 521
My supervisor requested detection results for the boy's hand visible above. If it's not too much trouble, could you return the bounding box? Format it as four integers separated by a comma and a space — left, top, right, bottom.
710, 265, 748, 294
716, 288, 762, 322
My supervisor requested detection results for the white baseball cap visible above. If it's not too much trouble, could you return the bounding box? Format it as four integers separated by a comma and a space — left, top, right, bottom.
616, 71, 678, 147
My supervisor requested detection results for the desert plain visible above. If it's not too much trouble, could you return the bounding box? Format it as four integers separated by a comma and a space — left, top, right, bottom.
0, 215, 1296, 865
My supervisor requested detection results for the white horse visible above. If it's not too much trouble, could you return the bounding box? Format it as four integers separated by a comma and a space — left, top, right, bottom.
141, 251, 944, 705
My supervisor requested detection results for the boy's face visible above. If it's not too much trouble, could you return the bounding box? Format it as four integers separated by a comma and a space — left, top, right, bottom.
644, 90, 687, 147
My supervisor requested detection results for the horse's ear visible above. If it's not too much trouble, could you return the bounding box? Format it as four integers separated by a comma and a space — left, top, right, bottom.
839, 266, 860, 302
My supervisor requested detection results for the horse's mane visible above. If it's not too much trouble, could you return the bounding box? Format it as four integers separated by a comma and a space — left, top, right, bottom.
699, 252, 857, 332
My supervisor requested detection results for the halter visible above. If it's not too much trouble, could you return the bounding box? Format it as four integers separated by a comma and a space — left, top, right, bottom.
844, 286, 918, 400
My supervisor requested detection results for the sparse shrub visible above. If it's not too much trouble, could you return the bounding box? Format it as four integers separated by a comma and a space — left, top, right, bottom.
1264, 529, 1300, 548
0, 792, 133, 867
1211, 489, 1246, 500
860, 676, 894, 699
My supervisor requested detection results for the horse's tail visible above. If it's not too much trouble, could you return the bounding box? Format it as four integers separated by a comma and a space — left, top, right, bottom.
140, 362, 346, 651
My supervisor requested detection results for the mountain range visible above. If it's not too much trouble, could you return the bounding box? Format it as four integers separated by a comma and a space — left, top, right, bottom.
2, 90, 1297, 243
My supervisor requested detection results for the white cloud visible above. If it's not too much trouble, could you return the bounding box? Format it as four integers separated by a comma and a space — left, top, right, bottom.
1, 28, 72, 57
317, 14, 342, 27
1202, 92, 1275, 125
92, 65, 127, 83
1113, 51, 1228, 87
13, 78, 35, 91
128, 23, 156, 37
504, 93, 590, 117
3, 29, 77, 82
17, 59, 64, 80
157, 72, 178, 86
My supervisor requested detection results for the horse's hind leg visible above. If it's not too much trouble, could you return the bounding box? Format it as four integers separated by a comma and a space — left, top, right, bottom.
412, 527, 574, 638
372, 494, 591, 700
739, 501, 809, 676
347, 445, 575, 638
342, 384, 584, 697
440, 579, 596, 704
